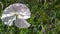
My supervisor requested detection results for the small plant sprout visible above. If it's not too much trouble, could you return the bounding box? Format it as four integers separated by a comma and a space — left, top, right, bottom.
1, 3, 31, 28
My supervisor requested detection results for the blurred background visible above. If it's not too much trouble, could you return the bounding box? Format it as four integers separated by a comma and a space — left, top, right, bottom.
0, 0, 60, 34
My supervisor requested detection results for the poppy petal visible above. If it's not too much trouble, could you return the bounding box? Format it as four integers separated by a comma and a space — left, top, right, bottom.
2, 16, 16, 26
15, 19, 30, 28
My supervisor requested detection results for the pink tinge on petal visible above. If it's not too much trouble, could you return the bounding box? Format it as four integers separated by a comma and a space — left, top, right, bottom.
15, 19, 30, 28
12, 4, 27, 13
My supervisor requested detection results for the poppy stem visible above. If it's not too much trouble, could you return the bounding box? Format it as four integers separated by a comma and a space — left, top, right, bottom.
15, 14, 18, 20
6, 26, 10, 34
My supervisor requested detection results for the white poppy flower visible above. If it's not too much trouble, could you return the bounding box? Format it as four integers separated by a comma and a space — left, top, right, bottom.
1, 3, 31, 28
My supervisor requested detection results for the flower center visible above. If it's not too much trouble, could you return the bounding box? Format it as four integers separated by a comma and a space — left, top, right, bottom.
14, 13, 19, 19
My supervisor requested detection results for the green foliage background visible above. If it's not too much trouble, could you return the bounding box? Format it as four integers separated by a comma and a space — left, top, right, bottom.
0, 0, 60, 34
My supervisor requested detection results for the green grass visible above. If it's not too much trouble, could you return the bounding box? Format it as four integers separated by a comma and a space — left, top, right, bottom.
0, 0, 60, 34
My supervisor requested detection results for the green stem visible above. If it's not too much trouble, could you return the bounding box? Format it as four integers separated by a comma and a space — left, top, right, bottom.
5, 26, 10, 34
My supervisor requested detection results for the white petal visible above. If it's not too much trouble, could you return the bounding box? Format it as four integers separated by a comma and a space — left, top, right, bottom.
1, 5, 15, 19
3, 5, 15, 14
3, 3, 29, 13
2, 16, 16, 26
2, 3, 31, 19
14, 19, 30, 28
23, 9, 31, 16
8, 16, 16, 26
18, 15, 30, 19
18, 8, 31, 19
1, 13, 14, 19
